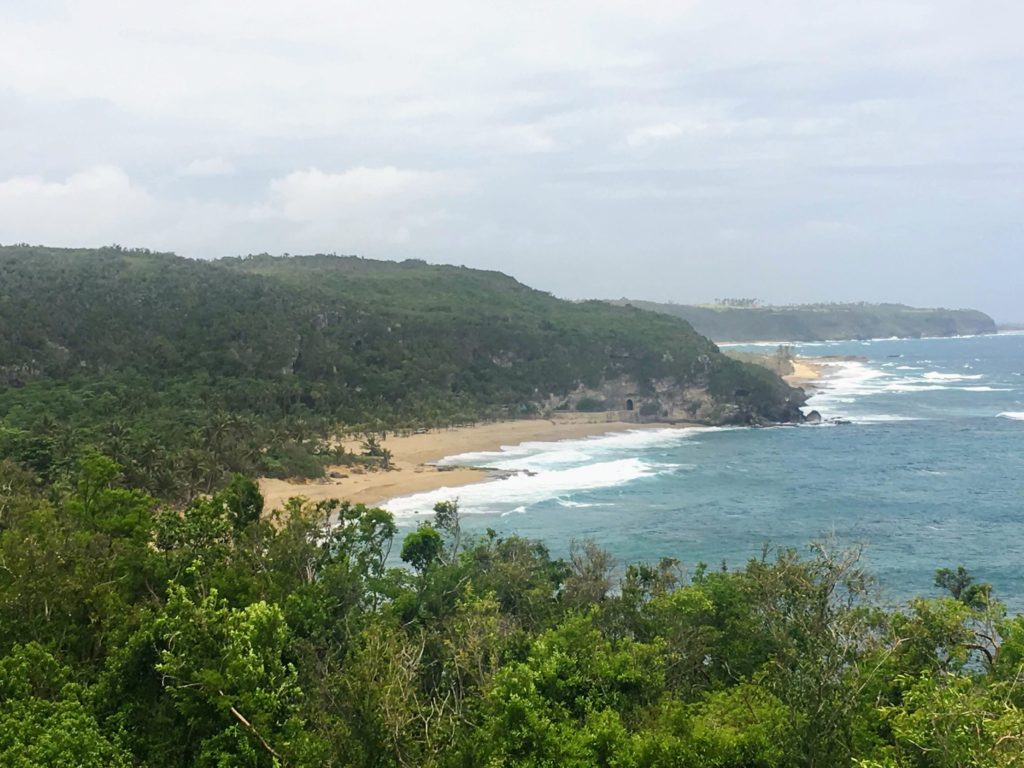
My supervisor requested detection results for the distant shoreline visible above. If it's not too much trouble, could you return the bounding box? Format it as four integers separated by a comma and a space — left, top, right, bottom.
259, 415, 696, 512
718, 331, 1003, 346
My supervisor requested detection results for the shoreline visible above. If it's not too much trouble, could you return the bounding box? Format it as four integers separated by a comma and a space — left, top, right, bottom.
784, 357, 828, 390
261, 353, 855, 513
259, 415, 693, 512
784, 354, 867, 392
718, 331, 1002, 346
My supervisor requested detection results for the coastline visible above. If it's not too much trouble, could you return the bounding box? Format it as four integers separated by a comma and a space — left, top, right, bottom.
261, 355, 845, 513
718, 330, 1001, 346
784, 357, 828, 390
259, 415, 692, 512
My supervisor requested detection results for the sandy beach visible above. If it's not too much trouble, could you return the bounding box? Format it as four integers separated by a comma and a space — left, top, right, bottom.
259, 414, 684, 512
259, 359, 840, 512
784, 357, 827, 389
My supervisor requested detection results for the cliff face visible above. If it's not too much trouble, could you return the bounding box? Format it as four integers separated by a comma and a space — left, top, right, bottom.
548, 372, 807, 427
615, 301, 998, 343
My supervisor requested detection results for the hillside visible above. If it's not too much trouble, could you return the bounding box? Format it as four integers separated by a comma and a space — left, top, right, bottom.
616, 301, 997, 342
0, 246, 804, 498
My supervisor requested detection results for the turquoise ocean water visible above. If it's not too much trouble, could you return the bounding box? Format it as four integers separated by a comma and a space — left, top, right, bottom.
385, 333, 1024, 608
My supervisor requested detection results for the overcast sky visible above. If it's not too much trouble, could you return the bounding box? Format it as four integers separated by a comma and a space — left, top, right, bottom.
1, 1, 1022, 319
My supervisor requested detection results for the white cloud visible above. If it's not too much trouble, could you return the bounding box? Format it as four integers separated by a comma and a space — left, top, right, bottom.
0, 166, 155, 245
493, 125, 559, 154
268, 166, 470, 222
178, 157, 236, 177
0, 1, 1022, 315
626, 116, 846, 148
627, 121, 705, 146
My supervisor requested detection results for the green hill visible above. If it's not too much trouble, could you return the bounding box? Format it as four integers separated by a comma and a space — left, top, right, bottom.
615, 301, 997, 342
0, 246, 804, 498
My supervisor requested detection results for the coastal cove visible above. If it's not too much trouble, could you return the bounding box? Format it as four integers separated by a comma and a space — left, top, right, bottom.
258, 353, 826, 512
366, 333, 1024, 609
258, 415, 694, 511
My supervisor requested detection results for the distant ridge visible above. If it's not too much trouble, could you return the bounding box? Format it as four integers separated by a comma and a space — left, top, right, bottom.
612, 300, 997, 343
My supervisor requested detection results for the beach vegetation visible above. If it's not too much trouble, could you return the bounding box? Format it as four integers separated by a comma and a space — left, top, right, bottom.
575, 397, 608, 412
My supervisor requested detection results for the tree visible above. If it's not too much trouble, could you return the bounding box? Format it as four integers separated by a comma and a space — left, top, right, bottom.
432, 499, 462, 563
935, 565, 992, 610
153, 586, 310, 766
221, 474, 264, 531
563, 538, 616, 606
401, 526, 444, 573
0, 643, 132, 767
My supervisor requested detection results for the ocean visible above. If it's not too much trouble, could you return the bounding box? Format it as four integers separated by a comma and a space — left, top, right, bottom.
385, 333, 1024, 608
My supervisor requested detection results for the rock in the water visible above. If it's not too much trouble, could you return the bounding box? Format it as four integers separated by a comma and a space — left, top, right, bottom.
805, 410, 822, 424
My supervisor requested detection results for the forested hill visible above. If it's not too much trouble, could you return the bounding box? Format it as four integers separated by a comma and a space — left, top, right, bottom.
616, 300, 997, 342
0, 245, 803, 498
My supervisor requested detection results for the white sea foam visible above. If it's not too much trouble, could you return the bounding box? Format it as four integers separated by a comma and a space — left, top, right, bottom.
384, 457, 665, 517
922, 372, 983, 381
395, 427, 728, 517
436, 427, 720, 473
802, 355, 1008, 421
556, 499, 614, 508
805, 360, 888, 404
882, 382, 952, 393
998, 412, 1024, 421
853, 414, 923, 422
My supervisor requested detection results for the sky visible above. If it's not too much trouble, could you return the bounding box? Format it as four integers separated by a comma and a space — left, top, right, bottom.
1, 1, 1022, 319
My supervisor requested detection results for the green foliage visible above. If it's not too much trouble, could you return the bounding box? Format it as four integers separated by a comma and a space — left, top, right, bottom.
221, 474, 264, 531
638, 401, 662, 416
0, 643, 131, 767
0, 246, 803, 499
153, 587, 306, 766
401, 525, 444, 572
935, 564, 993, 610
0, 457, 1021, 766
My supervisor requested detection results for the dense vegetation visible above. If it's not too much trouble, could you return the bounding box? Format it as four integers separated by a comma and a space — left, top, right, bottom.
617, 301, 998, 342
1, 456, 1023, 766
8, 245, 1014, 765
0, 245, 801, 500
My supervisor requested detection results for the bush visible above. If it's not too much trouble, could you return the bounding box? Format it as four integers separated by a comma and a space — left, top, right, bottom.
260, 441, 327, 479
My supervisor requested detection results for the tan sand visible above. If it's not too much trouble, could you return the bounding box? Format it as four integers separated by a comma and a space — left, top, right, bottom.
784, 358, 827, 389
259, 414, 687, 512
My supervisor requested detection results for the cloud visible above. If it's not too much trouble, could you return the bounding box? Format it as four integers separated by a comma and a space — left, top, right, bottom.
260, 166, 471, 249
0, 166, 155, 245
492, 125, 559, 154
626, 121, 705, 146
268, 166, 465, 220
178, 157, 235, 177
0, 2, 1022, 316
